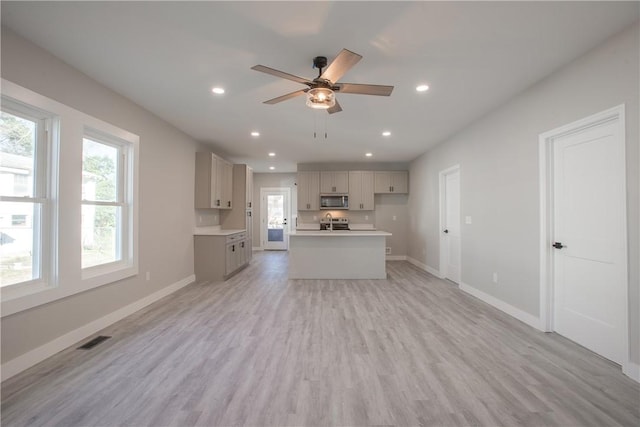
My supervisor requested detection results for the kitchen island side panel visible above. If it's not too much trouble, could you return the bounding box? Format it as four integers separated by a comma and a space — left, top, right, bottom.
288, 234, 389, 279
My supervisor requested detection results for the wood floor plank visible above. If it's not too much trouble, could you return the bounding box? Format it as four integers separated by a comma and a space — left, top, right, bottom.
2, 252, 639, 426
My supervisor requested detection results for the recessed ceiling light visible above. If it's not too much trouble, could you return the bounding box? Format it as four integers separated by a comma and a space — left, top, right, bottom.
365, 153, 373, 157
251, 131, 260, 137
268, 152, 276, 157
382, 131, 391, 137
269, 166, 275, 170
416, 84, 429, 92
212, 87, 225, 94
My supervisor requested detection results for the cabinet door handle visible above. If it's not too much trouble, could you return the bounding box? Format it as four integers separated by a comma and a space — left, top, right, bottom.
227, 201, 231, 207
216, 199, 221, 206
232, 245, 235, 252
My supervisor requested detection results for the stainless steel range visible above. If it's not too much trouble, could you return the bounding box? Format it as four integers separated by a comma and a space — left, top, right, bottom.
320, 217, 349, 231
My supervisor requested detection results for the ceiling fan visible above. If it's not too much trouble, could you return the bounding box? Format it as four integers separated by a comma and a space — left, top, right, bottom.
251, 48, 394, 114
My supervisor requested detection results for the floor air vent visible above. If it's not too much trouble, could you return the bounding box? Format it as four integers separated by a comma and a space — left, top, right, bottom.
77, 335, 111, 350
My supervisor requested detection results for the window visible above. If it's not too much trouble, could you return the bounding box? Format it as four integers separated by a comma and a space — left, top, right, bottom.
2, 80, 139, 316
0, 103, 52, 289
81, 130, 134, 276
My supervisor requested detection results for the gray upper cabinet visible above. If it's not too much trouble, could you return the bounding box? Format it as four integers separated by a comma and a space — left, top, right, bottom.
374, 171, 409, 194
195, 152, 234, 209
297, 171, 320, 211
320, 171, 349, 194
220, 160, 234, 209
349, 171, 374, 211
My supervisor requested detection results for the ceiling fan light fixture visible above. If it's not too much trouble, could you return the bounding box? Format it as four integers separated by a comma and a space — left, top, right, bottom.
306, 87, 335, 109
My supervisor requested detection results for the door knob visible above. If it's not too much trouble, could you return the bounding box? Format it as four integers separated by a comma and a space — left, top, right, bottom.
552, 242, 565, 249
443, 229, 449, 234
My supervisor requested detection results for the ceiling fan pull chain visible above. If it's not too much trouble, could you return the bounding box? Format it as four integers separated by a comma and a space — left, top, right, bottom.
325, 114, 328, 139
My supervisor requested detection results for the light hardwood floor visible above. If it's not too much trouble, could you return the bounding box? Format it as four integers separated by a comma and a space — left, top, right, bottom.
2, 251, 639, 426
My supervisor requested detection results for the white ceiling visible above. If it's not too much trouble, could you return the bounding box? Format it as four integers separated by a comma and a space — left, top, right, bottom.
2, 2, 638, 172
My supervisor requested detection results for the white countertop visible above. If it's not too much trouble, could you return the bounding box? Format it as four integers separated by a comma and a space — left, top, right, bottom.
193, 226, 246, 236
290, 230, 391, 237
296, 223, 376, 231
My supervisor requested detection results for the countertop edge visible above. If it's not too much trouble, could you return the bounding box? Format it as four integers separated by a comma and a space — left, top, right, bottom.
289, 230, 391, 237
193, 228, 246, 236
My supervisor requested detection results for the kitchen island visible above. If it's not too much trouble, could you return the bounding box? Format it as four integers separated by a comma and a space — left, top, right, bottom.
288, 230, 392, 279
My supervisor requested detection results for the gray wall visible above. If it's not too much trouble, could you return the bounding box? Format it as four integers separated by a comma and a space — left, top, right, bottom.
1, 29, 201, 363
407, 23, 639, 363
298, 162, 409, 172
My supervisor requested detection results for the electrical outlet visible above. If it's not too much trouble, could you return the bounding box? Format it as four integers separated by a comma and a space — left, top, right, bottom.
465, 216, 472, 224
146, 271, 151, 281
365, 215, 369, 220
492, 272, 498, 283
313, 215, 317, 220
392, 215, 397, 221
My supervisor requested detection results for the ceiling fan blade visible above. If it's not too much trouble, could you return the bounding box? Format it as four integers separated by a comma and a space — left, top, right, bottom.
320, 49, 362, 83
251, 65, 312, 85
327, 99, 343, 114
336, 83, 394, 96
263, 89, 308, 105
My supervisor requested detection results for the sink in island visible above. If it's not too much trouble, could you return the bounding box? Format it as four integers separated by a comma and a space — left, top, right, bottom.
288, 230, 392, 279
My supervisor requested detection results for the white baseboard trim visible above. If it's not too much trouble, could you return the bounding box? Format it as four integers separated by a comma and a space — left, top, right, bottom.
1, 274, 196, 382
623, 361, 640, 383
386, 255, 407, 261
407, 257, 442, 278
459, 281, 544, 331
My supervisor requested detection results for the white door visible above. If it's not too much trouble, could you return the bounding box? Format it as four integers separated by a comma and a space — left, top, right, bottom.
440, 166, 461, 283
552, 118, 626, 364
261, 188, 290, 251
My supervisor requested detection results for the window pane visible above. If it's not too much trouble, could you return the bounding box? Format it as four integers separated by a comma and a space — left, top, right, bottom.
82, 138, 118, 202
0, 111, 36, 197
82, 204, 121, 268
267, 194, 284, 242
0, 202, 39, 286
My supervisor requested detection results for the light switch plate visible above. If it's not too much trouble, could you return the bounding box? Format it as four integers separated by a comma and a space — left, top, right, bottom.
465, 216, 472, 224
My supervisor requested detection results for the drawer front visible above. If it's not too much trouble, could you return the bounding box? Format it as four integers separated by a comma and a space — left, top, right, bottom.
226, 232, 246, 243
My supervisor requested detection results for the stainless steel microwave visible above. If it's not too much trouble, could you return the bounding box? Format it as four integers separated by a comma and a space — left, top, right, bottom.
320, 195, 349, 210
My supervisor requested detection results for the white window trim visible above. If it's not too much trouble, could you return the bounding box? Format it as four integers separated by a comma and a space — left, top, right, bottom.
0, 98, 57, 302
1, 79, 139, 317
81, 129, 134, 279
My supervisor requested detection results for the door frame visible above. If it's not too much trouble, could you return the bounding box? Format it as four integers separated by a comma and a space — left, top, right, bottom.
260, 187, 291, 250
439, 164, 461, 282
538, 104, 629, 369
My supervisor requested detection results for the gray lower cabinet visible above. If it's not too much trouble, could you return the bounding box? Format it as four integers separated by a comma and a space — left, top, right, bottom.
194, 232, 248, 281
